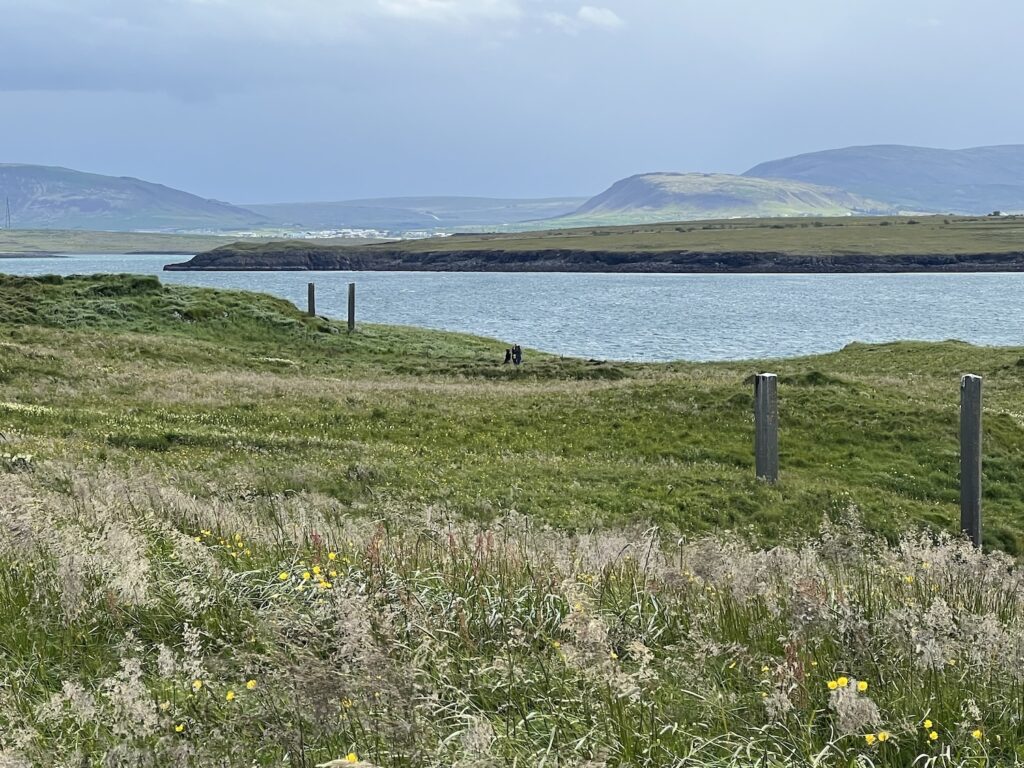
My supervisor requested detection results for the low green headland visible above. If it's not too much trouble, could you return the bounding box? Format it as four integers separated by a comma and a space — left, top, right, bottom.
2, 274, 1024, 765
169, 214, 1024, 272
0, 229, 244, 255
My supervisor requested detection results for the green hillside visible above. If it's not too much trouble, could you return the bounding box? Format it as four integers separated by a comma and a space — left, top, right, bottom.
554, 173, 892, 226
0, 164, 267, 231
746, 144, 1024, 214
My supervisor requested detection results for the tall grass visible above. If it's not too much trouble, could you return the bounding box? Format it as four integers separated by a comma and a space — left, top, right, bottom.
0, 465, 1021, 766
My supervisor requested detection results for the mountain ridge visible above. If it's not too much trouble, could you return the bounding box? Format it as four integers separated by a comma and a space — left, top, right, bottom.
6, 144, 1024, 233
744, 144, 1024, 213
0, 163, 267, 231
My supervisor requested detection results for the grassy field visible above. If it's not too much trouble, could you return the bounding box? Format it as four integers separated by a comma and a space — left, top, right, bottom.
0, 230, 388, 256
2, 274, 1024, 765
356, 214, 1024, 256
0, 229, 242, 255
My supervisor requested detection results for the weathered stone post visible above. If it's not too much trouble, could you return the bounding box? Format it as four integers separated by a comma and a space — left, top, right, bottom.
754, 373, 779, 483
307, 283, 316, 317
347, 282, 356, 332
960, 374, 983, 547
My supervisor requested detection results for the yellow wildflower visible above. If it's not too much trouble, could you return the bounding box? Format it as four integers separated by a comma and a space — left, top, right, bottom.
924, 719, 933, 729
972, 729, 983, 740
175, 723, 185, 733
827, 680, 838, 690
929, 731, 938, 741
278, 572, 290, 581
857, 680, 868, 692
328, 552, 337, 561
313, 565, 322, 575
877, 731, 889, 742
329, 570, 338, 578
346, 754, 358, 764
319, 581, 332, 590
302, 571, 311, 581
192, 680, 203, 692
234, 533, 242, 542
246, 679, 257, 690
865, 734, 876, 745
226, 690, 235, 702
837, 676, 849, 688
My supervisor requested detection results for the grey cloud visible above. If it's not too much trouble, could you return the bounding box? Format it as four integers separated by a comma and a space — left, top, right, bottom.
1, 0, 1022, 203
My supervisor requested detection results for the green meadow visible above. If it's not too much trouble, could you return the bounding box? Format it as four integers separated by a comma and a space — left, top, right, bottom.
1, 274, 1024, 766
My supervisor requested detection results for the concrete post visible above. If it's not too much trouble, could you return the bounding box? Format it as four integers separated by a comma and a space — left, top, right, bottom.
960, 374, 983, 547
347, 282, 356, 332
755, 373, 779, 483
307, 283, 316, 317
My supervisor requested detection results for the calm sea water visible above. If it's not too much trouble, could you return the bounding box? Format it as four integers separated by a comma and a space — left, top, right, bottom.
2, 253, 1021, 362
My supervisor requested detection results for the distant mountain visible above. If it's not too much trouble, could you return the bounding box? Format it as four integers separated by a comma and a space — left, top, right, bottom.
0, 164, 266, 231
556, 173, 892, 225
245, 197, 589, 231
745, 145, 1024, 214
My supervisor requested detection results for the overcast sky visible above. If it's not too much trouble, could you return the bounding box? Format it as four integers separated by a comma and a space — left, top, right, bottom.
1, 0, 1022, 203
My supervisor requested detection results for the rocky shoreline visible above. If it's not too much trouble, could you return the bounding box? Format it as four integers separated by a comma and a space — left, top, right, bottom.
164, 244, 1024, 273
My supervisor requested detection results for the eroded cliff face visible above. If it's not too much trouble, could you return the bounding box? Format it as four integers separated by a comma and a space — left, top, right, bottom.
166, 244, 1024, 273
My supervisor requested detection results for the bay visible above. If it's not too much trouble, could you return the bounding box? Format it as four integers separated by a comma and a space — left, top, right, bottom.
1, 253, 1020, 362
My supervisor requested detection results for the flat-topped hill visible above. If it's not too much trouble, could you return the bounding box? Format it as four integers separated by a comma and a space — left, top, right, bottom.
557, 172, 892, 225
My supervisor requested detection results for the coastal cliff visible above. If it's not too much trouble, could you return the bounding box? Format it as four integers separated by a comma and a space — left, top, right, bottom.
165, 243, 1024, 273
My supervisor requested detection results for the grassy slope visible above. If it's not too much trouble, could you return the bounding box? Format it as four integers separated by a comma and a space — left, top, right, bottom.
5, 276, 1024, 765
2, 274, 1024, 551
